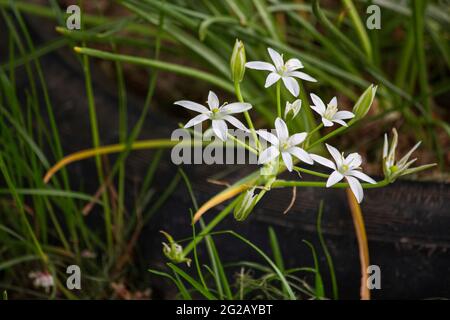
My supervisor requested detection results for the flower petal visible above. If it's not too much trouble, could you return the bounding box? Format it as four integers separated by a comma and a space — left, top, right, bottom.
326, 171, 344, 187
383, 133, 389, 158
310, 154, 336, 169
332, 119, 348, 127
264, 72, 281, 88
329, 96, 337, 107
333, 110, 355, 120
220, 102, 252, 114
245, 61, 276, 72
288, 132, 307, 146
310, 104, 324, 116
285, 58, 303, 71
259, 146, 280, 164
282, 76, 299, 97
281, 152, 293, 171
174, 100, 209, 114
346, 176, 364, 203
288, 71, 317, 82
275, 117, 289, 141
184, 113, 209, 128
322, 117, 334, 127
222, 115, 248, 132
212, 119, 228, 141
310, 93, 326, 113
326, 144, 343, 167
348, 170, 376, 184
288, 147, 313, 164
207, 91, 219, 110
257, 130, 279, 146
268, 48, 284, 70
345, 152, 362, 168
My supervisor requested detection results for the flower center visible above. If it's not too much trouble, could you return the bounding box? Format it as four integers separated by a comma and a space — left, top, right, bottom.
340, 164, 349, 173
280, 141, 289, 151
324, 104, 338, 120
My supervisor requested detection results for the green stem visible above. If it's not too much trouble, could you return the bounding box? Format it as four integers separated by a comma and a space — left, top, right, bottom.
226, 132, 258, 155
293, 166, 329, 179
234, 81, 259, 150
276, 81, 281, 118
272, 179, 389, 189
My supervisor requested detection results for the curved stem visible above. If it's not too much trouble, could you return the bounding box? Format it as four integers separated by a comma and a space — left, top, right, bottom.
226, 132, 258, 155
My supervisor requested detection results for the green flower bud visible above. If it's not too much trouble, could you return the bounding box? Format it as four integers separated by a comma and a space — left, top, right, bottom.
160, 231, 191, 266
352, 84, 377, 120
234, 187, 259, 221
230, 39, 246, 83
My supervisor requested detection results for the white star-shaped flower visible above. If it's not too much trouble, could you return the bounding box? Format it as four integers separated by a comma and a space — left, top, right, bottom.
310, 94, 355, 127
257, 117, 313, 172
245, 48, 317, 97
174, 91, 251, 141
311, 144, 376, 203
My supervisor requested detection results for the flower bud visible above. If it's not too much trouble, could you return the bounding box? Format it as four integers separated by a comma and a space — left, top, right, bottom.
230, 39, 246, 83
284, 99, 302, 120
234, 187, 259, 221
352, 84, 377, 120
160, 231, 191, 266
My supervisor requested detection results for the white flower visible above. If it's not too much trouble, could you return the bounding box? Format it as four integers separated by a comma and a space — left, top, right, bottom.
284, 99, 302, 120
245, 48, 317, 97
311, 144, 376, 203
29, 271, 54, 293
174, 91, 251, 141
310, 94, 355, 127
257, 117, 313, 172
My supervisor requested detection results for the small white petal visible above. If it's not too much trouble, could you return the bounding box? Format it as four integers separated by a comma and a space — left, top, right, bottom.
282, 76, 299, 97
265, 72, 281, 88
257, 130, 279, 146
310, 154, 336, 169
310, 104, 324, 117
222, 115, 248, 132
207, 91, 219, 109
288, 71, 317, 82
326, 171, 344, 187
348, 170, 376, 184
174, 100, 209, 114
333, 119, 348, 127
329, 96, 337, 107
383, 133, 388, 158
268, 48, 284, 70
346, 176, 364, 203
345, 153, 362, 168
288, 132, 307, 146
333, 111, 355, 120
322, 117, 334, 127
212, 119, 228, 141
326, 144, 343, 167
259, 146, 280, 164
220, 102, 252, 114
281, 152, 293, 171
288, 147, 313, 164
184, 113, 209, 128
285, 58, 303, 71
245, 61, 276, 72
310, 93, 326, 113
275, 117, 289, 141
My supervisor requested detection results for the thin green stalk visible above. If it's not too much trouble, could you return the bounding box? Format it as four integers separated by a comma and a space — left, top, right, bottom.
272, 179, 389, 189
276, 81, 281, 118
293, 166, 329, 179
234, 81, 259, 150
226, 132, 258, 155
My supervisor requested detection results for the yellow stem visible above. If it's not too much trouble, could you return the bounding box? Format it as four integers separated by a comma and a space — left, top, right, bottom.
346, 188, 370, 300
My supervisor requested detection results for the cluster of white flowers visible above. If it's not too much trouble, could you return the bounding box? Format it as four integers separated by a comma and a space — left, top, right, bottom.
174, 45, 432, 205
